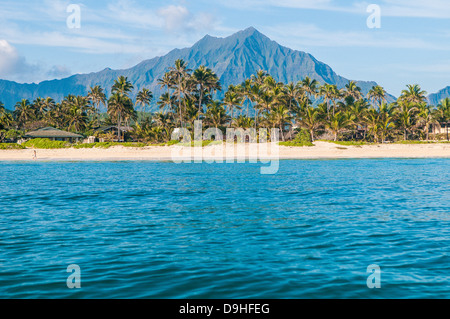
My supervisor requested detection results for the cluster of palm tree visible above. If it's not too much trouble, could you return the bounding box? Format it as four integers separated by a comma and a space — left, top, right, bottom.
2, 58, 450, 144
151, 62, 450, 142
297, 84, 450, 142
0, 76, 154, 141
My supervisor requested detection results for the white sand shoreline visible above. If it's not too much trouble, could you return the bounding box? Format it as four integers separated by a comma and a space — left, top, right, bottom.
1, 141, 450, 161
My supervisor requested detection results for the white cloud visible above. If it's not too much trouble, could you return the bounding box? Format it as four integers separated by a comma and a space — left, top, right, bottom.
0, 40, 39, 80
158, 5, 190, 32
0, 39, 74, 83
105, 0, 162, 29
46, 65, 71, 79
157, 5, 216, 34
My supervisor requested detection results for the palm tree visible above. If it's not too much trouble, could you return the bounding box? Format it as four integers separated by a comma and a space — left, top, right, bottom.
112, 76, 134, 97
251, 70, 268, 87
136, 88, 153, 114
32, 97, 47, 120
107, 93, 135, 140
205, 101, 230, 130
255, 90, 274, 129
153, 112, 173, 141
182, 98, 199, 128
301, 76, 319, 99
346, 99, 369, 139
43, 97, 56, 112
0, 112, 14, 131
417, 103, 439, 141
299, 106, 321, 141
367, 85, 387, 108
345, 81, 362, 101
192, 65, 221, 120
87, 85, 107, 113
364, 108, 381, 143
233, 115, 254, 129
169, 59, 191, 126
326, 111, 352, 141
284, 82, 304, 115
45, 102, 65, 128
320, 84, 341, 118
13, 99, 35, 129
157, 93, 175, 113
223, 86, 242, 125
395, 101, 418, 141
378, 102, 395, 143
66, 97, 90, 132
400, 84, 427, 105
436, 98, 450, 138
239, 79, 253, 117
0, 101, 14, 130
150, 126, 165, 143
157, 72, 174, 114
437, 98, 450, 123
270, 104, 292, 142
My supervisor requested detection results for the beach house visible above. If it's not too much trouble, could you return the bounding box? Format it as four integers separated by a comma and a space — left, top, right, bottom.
24, 127, 83, 143
431, 122, 450, 140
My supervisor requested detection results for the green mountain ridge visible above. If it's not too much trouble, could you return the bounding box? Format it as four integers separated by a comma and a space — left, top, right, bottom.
428, 86, 450, 105
1, 27, 394, 110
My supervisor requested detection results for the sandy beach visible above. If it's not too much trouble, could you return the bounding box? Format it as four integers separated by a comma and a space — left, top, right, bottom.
1, 141, 450, 161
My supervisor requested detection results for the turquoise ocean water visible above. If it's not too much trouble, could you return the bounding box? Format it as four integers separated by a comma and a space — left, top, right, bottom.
0, 159, 449, 298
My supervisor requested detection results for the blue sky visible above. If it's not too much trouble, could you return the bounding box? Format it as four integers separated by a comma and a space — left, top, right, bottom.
1, 0, 450, 96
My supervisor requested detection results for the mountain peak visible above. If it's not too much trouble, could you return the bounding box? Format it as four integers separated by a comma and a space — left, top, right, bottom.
0, 27, 390, 109
242, 26, 258, 34
234, 26, 264, 39
192, 27, 268, 52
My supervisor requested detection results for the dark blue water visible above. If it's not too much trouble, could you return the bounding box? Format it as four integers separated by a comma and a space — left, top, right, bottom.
0, 159, 449, 298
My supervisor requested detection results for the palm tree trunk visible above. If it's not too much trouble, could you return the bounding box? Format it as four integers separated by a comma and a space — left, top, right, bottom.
230, 108, 234, 128
177, 82, 182, 127
118, 113, 122, 141
279, 124, 285, 142
166, 85, 172, 115
198, 85, 203, 121
326, 101, 330, 120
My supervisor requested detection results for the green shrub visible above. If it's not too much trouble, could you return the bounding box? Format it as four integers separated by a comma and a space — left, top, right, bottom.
5, 129, 23, 141
73, 143, 96, 149
280, 129, 314, 147
167, 140, 180, 146
0, 143, 25, 150
23, 138, 70, 149
394, 140, 441, 145
149, 143, 168, 146
73, 142, 148, 149
178, 140, 222, 147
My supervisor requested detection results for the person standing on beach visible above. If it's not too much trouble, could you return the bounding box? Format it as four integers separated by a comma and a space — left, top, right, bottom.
33, 150, 37, 160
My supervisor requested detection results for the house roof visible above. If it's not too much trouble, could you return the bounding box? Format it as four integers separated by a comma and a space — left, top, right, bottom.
95, 125, 133, 132
25, 127, 83, 138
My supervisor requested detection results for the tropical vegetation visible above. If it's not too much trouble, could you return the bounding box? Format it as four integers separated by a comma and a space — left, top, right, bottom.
1, 59, 450, 146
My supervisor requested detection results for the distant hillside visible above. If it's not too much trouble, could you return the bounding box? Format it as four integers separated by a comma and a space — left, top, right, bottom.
0, 27, 391, 110
428, 86, 450, 105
